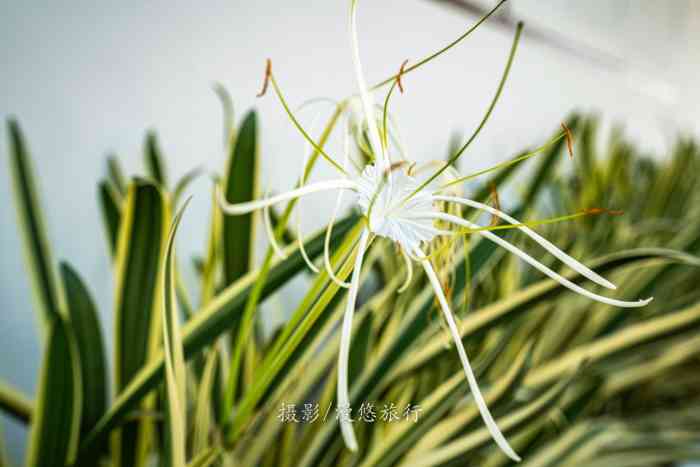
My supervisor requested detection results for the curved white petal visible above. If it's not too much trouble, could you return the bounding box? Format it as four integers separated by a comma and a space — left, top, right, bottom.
325, 190, 352, 289
295, 111, 322, 273
433, 195, 617, 290
418, 250, 521, 462
338, 228, 370, 452
263, 190, 288, 260
324, 122, 353, 288
349, 0, 387, 170
218, 179, 357, 215
420, 212, 652, 308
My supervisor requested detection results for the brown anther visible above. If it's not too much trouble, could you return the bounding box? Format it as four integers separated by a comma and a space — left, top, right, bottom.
561, 122, 574, 158
443, 282, 452, 301
584, 207, 624, 216
384, 161, 408, 176
407, 162, 417, 176
396, 59, 409, 93
257, 58, 272, 98
489, 183, 501, 226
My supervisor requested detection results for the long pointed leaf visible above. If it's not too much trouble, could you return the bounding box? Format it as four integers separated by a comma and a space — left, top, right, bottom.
25, 317, 82, 467
60, 262, 108, 437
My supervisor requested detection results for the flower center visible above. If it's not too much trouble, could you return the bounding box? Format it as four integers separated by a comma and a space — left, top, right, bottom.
355, 164, 439, 252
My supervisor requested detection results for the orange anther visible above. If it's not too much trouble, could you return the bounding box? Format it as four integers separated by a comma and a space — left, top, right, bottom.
257, 58, 272, 98
561, 122, 574, 158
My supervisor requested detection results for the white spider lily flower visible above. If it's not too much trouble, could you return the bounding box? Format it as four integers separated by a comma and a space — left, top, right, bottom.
217, 0, 653, 462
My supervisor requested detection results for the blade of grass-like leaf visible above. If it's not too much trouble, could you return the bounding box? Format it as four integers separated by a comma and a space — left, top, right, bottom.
173, 167, 204, 207
107, 155, 127, 197
25, 317, 82, 467
363, 341, 534, 467
222, 110, 257, 286
0, 381, 32, 424
223, 105, 344, 416
98, 180, 122, 258
187, 447, 221, 467
401, 374, 575, 467
221, 111, 258, 400
213, 82, 235, 149
393, 248, 692, 379
298, 248, 680, 467
74, 215, 357, 464
112, 179, 169, 467
161, 199, 190, 467
518, 421, 603, 467
145, 130, 168, 187
602, 333, 700, 397
525, 300, 700, 387
404, 341, 534, 461
236, 272, 401, 466
193, 348, 219, 454
297, 237, 507, 467
201, 181, 222, 306
6, 118, 65, 325
225, 222, 364, 443
60, 262, 107, 436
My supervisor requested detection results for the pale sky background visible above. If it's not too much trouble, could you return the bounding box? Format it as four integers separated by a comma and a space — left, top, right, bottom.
1, 0, 699, 463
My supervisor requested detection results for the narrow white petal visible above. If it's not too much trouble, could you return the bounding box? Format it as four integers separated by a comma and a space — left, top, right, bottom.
424, 212, 652, 308
418, 251, 521, 462
349, 0, 387, 170
295, 112, 322, 273
338, 228, 370, 452
433, 195, 617, 290
324, 123, 353, 287
217, 179, 357, 215
263, 191, 288, 260
296, 211, 320, 272
325, 190, 352, 288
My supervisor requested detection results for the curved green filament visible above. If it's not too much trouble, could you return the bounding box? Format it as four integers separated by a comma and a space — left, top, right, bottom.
404, 22, 524, 203
371, 0, 509, 90
269, 74, 348, 175
440, 131, 566, 190
421, 209, 594, 262
382, 80, 400, 150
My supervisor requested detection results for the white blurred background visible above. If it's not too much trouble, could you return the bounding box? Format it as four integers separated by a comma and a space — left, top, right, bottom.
1, 0, 699, 462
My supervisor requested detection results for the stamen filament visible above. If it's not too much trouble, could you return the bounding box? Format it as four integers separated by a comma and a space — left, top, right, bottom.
382, 60, 409, 151
432, 196, 617, 289
418, 251, 521, 462
338, 228, 371, 452
218, 179, 357, 215
382, 80, 399, 151
370, 0, 509, 90
439, 132, 567, 190
266, 69, 348, 175
406, 22, 524, 202
425, 212, 652, 308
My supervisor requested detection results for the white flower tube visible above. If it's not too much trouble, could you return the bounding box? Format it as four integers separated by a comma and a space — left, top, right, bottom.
337, 228, 370, 452
418, 250, 521, 462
